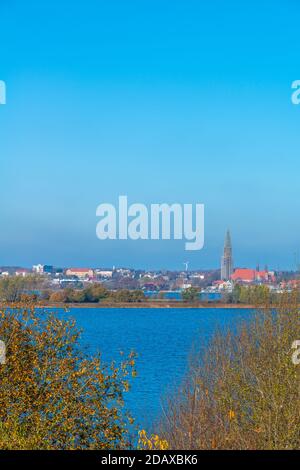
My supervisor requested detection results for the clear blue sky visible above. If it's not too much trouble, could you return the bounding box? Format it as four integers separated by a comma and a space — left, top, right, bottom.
1, 0, 300, 270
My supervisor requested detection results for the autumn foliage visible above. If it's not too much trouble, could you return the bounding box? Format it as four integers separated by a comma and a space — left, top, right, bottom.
0, 302, 136, 449
159, 292, 300, 449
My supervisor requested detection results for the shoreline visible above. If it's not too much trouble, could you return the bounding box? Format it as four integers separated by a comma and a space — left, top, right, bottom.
41, 301, 255, 309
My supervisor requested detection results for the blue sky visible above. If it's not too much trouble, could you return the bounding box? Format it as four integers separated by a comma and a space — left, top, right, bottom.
1, 0, 300, 270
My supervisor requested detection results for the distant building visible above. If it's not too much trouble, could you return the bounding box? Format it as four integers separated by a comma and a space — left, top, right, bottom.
33, 264, 44, 274
213, 280, 233, 291
190, 273, 205, 280
221, 230, 233, 280
65, 268, 94, 279
231, 268, 275, 283
43, 265, 54, 274
95, 270, 113, 278
231, 268, 256, 282
15, 269, 31, 277
181, 283, 192, 289
32, 264, 53, 274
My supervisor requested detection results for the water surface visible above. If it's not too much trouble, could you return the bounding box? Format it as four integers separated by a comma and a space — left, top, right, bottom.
58, 307, 252, 428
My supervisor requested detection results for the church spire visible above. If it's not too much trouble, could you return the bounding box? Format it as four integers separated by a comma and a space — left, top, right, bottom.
221, 229, 233, 280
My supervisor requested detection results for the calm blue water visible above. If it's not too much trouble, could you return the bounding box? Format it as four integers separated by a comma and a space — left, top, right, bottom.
56, 307, 252, 428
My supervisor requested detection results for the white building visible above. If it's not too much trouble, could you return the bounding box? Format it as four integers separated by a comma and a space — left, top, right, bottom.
15, 269, 31, 277
95, 270, 113, 278
33, 264, 44, 274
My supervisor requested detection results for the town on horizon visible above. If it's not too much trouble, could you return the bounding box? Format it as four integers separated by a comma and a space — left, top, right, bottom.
1, 231, 299, 297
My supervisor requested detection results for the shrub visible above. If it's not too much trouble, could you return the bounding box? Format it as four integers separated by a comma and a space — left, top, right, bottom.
0, 276, 42, 302
182, 287, 199, 303
83, 285, 109, 302
112, 289, 145, 303
0, 302, 136, 449
67, 289, 87, 303
49, 290, 69, 303
159, 292, 300, 449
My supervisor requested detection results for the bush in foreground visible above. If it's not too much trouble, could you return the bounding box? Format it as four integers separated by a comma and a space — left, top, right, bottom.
0, 302, 136, 449
159, 292, 300, 449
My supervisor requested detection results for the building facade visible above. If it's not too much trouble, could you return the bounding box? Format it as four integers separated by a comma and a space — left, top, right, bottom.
65, 268, 94, 279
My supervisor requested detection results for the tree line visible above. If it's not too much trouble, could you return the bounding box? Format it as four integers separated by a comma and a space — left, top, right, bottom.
47, 285, 146, 303
0, 277, 146, 304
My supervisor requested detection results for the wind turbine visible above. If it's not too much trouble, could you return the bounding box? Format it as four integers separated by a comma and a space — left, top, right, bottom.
183, 261, 189, 272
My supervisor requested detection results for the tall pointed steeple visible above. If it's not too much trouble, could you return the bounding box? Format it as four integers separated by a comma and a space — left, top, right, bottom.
221, 230, 233, 280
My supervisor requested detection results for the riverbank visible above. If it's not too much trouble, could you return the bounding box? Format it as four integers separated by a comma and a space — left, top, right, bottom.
42, 301, 254, 309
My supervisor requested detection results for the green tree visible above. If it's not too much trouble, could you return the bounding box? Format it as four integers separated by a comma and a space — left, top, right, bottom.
68, 289, 86, 303
182, 287, 199, 302
111, 289, 145, 303
232, 284, 241, 303
84, 284, 109, 302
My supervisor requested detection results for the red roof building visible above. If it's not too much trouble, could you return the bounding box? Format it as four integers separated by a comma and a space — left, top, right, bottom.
231, 268, 275, 283
231, 268, 256, 282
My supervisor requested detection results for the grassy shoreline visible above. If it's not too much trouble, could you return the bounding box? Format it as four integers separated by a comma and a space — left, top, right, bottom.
41, 301, 254, 309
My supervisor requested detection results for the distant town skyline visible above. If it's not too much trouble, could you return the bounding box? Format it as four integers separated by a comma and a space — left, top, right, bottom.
1, 1, 300, 269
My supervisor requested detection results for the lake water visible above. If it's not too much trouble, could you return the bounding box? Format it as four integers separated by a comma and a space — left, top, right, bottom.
58, 307, 252, 429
